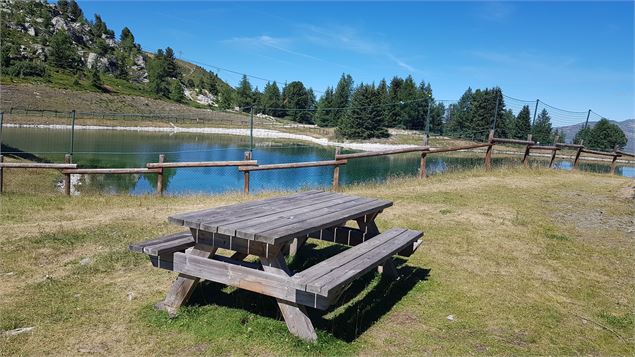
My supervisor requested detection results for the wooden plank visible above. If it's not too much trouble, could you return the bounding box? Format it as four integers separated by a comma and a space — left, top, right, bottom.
293, 228, 408, 291
304, 229, 422, 296
492, 138, 535, 145
0, 163, 78, 169
581, 148, 621, 157
171, 252, 328, 310
147, 160, 257, 168
194, 229, 270, 257
259, 199, 392, 244
428, 143, 491, 154
529, 145, 560, 151
144, 236, 196, 256
559, 142, 584, 149
62, 168, 162, 174
198, 192, 343, 234
129, 231, 193, 253
214, 194, 365, 239
335, 146, 429, 160
307, 226, 368, 246
64, 154, 71, 196
169, 190, 324, 227
238, 160, 347, 172
616, 150, 635, 158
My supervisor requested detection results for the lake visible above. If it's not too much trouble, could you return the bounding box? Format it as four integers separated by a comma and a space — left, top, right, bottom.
2, 127, 633, 194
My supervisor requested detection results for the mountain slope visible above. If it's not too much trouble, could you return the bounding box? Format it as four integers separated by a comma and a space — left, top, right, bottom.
0, 0, 232, 109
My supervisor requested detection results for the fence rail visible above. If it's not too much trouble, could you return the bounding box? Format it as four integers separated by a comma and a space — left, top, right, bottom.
0, 129, 633, 196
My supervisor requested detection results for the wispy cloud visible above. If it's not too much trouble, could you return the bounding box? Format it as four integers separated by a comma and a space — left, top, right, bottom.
299, 24, 423, 74
476, 1, 515, 23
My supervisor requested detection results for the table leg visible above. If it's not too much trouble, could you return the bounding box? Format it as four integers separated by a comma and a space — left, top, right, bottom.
260, 254, 318, 342
156, 245, 217, 316
289, 236, 308, 256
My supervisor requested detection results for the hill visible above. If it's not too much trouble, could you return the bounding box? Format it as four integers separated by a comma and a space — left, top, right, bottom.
0, 0, 232, 110
556, 119, 634, 152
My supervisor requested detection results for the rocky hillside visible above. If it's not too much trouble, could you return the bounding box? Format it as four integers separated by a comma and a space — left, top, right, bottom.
0, 0, 232, 108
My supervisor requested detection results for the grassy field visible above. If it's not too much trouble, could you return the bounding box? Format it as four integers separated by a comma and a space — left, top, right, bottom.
0, 167, 633, 356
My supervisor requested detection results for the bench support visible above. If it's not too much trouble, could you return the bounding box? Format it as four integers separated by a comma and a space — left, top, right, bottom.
261, 253, 318, 342
156, 245, 216, 316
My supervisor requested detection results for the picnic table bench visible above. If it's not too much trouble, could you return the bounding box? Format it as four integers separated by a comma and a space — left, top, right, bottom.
130, 190, 423, 341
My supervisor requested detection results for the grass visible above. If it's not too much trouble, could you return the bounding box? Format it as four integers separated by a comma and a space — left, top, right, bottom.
0, 167, 633, 355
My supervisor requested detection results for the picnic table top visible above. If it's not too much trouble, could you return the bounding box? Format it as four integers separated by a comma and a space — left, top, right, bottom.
168, 190, 393, 245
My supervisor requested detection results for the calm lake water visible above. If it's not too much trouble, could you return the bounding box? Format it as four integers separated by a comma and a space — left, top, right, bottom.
3, 127, 633, 194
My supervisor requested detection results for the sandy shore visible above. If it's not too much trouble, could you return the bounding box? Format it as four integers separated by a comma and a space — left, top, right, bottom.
5, 123, 420, 152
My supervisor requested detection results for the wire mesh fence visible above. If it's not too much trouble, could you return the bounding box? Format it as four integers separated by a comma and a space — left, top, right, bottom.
0, 93, 632, 195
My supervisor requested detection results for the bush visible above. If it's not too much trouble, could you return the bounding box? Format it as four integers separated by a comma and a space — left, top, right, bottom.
6, 61, 47, 77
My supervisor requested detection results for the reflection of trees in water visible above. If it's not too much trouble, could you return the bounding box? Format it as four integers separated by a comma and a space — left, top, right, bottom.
82, 173, 143, 193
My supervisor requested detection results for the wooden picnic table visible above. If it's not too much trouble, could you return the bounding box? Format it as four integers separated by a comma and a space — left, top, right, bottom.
130, 190, 423, 341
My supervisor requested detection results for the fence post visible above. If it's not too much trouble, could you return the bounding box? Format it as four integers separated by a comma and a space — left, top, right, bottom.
243, 151, 251, 194
0, 155, 4, 194
157, 154, 165, 195
573, 140, 583, 171
523, 134, 532, 167
484, 129, 494, 170
584, 109, 591, 130
64, 154, 71, 196
70, 110, 76, 155
610, 144, 619, 175
420, 134, 428, 178
549, 135, 559, 168
332, 147, 341, 190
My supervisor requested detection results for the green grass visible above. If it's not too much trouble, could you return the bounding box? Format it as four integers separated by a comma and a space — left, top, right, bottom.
0, 168, 633, 355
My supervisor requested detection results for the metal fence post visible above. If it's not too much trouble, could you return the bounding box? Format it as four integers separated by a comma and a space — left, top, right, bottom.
584, 109, 591, 130
70, 110, 76, 155
532, 99, 539, 127
491, 92, 500, 133
0, 111, 4, 157
0, 154, 4, 194
250, 107, 254, 152
425, 97, 432, 140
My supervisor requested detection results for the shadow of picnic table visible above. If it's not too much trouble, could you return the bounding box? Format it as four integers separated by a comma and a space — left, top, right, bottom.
187, 241, 430, 342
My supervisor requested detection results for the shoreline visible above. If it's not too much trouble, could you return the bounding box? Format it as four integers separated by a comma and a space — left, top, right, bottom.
4, 123, 421, 152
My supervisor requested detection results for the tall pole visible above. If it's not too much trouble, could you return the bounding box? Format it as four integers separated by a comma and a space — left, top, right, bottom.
532, 99, 539, 126
584, 109, 591, 130
70, 110, 76, 156
491, 91, 500, 132
425, 97, 432, 143
249, 107, 254, 152
0, 112, 4, 156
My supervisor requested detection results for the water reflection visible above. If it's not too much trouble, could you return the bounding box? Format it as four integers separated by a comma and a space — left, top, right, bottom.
4, 127, 633, 195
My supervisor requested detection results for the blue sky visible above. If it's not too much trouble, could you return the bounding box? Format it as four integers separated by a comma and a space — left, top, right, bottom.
77, 1, 634, 120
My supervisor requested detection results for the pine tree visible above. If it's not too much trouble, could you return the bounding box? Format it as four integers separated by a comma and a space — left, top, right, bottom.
218, 85, 235, 110
49, 30, 80, 70
283, 81, 313, 124
385, 76, 404, 127
92, 14, 108, 37
513, 105, 532, 139
532, 109, 554, 144
376, 79, 389, 126
469, 87, 506, 139
236, 75, 253, 111
337, 83, 389, 139
164, 47, 179, 78
331, 74, 354, 125
57, 0, 69, 14
446, 87, 473, 136
398, 76, 419, 129
315, 87, 335, 127
69, 0, 83, 19
147, 50, 169, 96
120, 27, 136, 54
261, 81, 282, 117
169, 80, 185, 102
574, 127, 592, 145
89, 66, 102, 89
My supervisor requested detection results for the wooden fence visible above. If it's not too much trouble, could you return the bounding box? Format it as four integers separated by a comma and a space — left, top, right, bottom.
0, 129, 633, 196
